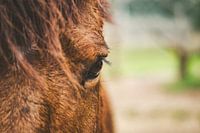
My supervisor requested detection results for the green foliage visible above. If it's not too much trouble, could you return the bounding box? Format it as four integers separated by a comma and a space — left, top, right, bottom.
167, 75, 200, 92
125, 0, 200, 30
125, 0, 174, 17
186, 1, 200, 30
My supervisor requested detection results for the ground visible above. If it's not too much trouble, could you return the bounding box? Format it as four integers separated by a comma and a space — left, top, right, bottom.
105, 74, 200, 133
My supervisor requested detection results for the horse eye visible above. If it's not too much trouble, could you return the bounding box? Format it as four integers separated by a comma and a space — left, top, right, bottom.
85, 58, 103, 80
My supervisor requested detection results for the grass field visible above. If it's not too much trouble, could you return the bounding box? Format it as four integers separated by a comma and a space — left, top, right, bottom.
104, 48, 177, 77
103, 47, 200, 90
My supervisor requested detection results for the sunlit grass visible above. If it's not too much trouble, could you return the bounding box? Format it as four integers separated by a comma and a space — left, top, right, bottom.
103, 47, 200, 91
103, 47, 178, 78
119, 48, 177, 76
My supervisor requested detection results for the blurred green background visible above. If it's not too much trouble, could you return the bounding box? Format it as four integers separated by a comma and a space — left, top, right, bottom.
103, 0, 200, 132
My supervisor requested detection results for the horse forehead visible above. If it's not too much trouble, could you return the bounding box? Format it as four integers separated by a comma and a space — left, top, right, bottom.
65, 25, 109, 60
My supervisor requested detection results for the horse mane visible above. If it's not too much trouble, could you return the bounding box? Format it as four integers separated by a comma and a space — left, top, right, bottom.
0, 0, 110, 83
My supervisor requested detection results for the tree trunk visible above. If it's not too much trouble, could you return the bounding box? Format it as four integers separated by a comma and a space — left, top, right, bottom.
178, 50, 188, 80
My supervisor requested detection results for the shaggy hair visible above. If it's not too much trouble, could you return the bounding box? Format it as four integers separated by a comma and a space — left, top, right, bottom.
0, 0, 113, 133
0, 0, 110, 83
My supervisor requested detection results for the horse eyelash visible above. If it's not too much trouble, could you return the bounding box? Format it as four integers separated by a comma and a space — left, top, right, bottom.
103, 58, 111, 65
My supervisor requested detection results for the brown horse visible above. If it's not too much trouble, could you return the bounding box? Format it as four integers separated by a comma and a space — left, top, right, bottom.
0, 0, 113, 132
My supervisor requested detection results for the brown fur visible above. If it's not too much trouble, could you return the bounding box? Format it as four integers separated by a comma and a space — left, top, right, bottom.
0, 0, 113, 132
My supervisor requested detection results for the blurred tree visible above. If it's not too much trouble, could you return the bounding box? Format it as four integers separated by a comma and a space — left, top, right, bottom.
125, 0, 200, 80
125, 0, 200, 29
186, 1, 200, 31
